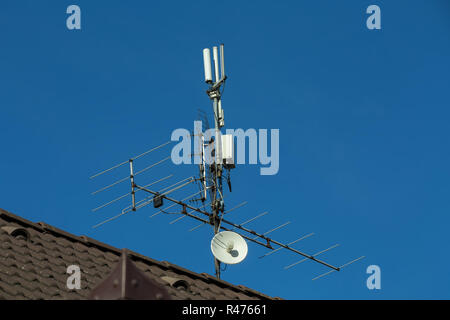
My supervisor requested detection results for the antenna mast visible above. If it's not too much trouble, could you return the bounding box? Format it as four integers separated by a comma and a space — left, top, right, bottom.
203, 44, 228, 278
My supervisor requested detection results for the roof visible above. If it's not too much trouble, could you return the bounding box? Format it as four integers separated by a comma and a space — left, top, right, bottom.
0, 208, 279, 300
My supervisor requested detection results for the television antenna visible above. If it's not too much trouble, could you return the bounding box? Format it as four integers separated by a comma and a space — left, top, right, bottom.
90, 43, 364, 281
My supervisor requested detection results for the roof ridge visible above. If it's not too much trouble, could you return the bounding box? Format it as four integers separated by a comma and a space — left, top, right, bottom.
0, 208, 120, 255
0, 208, 276, 300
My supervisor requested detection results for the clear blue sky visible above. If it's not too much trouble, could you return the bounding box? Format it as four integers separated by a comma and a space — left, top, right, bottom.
1, 1, 449, 299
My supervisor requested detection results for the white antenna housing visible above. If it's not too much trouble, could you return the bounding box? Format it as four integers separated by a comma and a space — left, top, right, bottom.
220, 44, 225, 80
221, 134, 235, 169
212, 46, 220, 83
203, 48, 212, 83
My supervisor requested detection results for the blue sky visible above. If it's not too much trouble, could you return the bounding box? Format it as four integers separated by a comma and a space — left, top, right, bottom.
1, 1, 449, 299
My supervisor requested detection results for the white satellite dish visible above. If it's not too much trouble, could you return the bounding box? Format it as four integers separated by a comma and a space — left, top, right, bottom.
211, 231, 248, 264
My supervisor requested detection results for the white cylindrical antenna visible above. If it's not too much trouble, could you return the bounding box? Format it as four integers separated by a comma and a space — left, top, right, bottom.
220, 44, 225, 80
213, 46, 220, 83
203, 48, 212, 83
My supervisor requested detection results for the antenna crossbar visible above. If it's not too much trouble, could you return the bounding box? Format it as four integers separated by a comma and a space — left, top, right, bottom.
231, 211, 269, 230
89, 140, 172, 179
259, 233, 315, 258
284, 244, 341, 270
169, 201, 212, 224
251, 221, 291, 240
312, 256, 366, 281
91, 156, 171, 195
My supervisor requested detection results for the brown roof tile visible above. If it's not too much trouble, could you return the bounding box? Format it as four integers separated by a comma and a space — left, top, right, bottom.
0, 207, 278, 300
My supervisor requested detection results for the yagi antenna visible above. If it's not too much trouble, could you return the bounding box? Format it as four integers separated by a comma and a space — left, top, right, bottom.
90, 43, 364, 282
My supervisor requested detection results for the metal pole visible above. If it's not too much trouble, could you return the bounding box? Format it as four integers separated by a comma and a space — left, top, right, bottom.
212, 96, 222, 278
